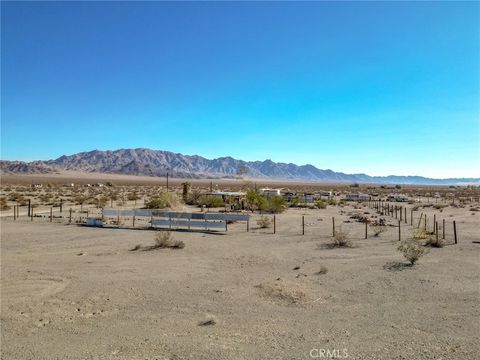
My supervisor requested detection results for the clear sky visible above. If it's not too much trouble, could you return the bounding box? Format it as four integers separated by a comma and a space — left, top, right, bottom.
1, 1, 479, 178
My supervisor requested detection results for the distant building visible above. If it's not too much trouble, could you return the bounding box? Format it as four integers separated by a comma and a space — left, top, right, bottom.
345, 193, 371, 201
318, 191, 333, 197
387, 193, 409, 202
259, 188, 282, 198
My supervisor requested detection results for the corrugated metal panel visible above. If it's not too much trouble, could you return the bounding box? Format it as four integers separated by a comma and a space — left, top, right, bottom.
152, 219, 225, 229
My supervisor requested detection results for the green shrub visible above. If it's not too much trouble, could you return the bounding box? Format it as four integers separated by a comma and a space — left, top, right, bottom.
245, 190, 267, 212
315, 199, 327, 209
197, 195, 225, 208
144, 192, 179, 209
265, 196, 286, 214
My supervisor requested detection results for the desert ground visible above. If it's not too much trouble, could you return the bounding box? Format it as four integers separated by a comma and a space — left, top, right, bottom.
1, 178, 480, 359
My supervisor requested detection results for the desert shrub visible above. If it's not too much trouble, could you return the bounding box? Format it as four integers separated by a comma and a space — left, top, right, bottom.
470, 207, 480, 212
127, 192, 140, 201
197, 195, 224, 208
331, 228, 352, 247
245, 190, 267, 212
0, 197, 10, 210
370, 225, 387, 237
8, 192, 24, 202
257, 215, 271, 228
265, 196, 286, 214
315, 199, 327, 209
397, 240, 427, 265
327, 199, 337, 206
412, 229, 430, 240
151, 231, 184, 249
145, 192, 179, 209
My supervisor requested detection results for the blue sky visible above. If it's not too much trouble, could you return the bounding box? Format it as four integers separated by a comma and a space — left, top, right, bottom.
1, 1, 479, 178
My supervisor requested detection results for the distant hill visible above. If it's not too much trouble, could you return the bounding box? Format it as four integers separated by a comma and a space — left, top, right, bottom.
1, 148, 478, 185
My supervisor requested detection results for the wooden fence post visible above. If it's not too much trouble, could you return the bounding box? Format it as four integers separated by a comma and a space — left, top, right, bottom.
404, 208, 407, 224
424, 215, 427, 231
31, 207, 33, 221
273, 215, 276, 234
133, 215, 136, 228
435, 222, 439, 242
433, 214, 436, 234
398, 220, 401, 241
28, 199, 31, 217
417, 213, 423, 228
332, 217, 335, 237
442, 219, 445, 239
13, 206, 16, 221
69, 208, 72, 224
302, 215, 305, 235
246, 219, 249, 232
400, 207, 403, 222
50, 207, 53, 222
453, 221, 457, 244
365, 222, 368, 239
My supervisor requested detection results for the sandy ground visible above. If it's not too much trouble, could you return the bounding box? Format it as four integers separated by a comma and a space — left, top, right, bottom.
1, 204, 479, 359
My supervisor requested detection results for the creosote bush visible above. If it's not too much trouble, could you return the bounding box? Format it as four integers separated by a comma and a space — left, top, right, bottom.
315, 199, 327, 209
144, 192, 179, 209
257, 215, 271, 228
265, 196, 286, 214
397, 240, 427, 265
196, 195, 224, 208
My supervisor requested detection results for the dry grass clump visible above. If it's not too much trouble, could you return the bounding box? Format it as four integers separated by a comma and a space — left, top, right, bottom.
397, 240, 428, 265
131, 231, 185, 251
370, 225, 387, 237
330, 228, 352, 248
257, 215, 271, 228
254, 281, 307, 305
152, 231, 185, 249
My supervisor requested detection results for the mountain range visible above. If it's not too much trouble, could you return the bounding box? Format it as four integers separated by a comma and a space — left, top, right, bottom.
0, 148, 478, 185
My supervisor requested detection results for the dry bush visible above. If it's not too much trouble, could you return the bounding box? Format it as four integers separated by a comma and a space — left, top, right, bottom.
425, 236, 445, 248
397, 240, 428, 265
331, 228, 352, 248
153, 231, 185, 249
370, 225, 387, 237
412, 229, 430, 240
257, 215, 271, 228
135, 231, 185, 251
0, 197, 10, 210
